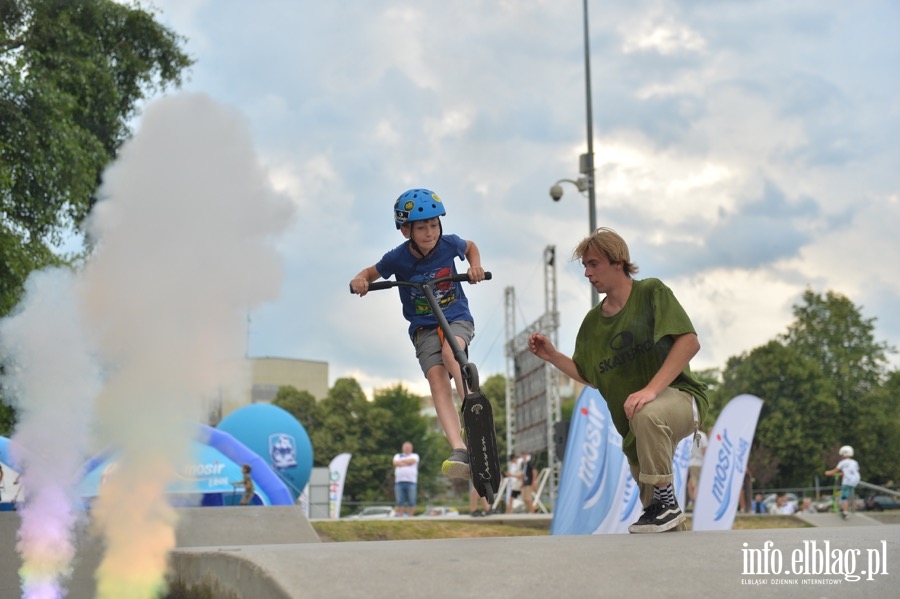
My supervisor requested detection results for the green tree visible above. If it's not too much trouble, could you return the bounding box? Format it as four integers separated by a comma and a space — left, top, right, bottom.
298, 378, 448, 510
781, 290, 893, 408
272, 386, 320, 431
0, 390, 14, 436
309, 378, 372, 497
780, 290, 898, 484
479, 373, 508, 460
693, 367, 723, 423
0, 0, 193, 316
843, 370, 900, 485
717, 341, 840, 488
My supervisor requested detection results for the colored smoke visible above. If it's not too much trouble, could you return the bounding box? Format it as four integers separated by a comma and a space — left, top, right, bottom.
0, 92, 294, 598
0, 269, 101, 598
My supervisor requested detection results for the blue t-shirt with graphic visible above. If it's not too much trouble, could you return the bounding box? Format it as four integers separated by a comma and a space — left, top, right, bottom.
376, 234, 473, 339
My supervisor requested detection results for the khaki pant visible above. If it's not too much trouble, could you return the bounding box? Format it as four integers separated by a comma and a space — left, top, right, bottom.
626, 387, 696, 509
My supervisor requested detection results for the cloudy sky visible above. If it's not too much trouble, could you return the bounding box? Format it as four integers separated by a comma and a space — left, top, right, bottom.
141, 0, 899, 398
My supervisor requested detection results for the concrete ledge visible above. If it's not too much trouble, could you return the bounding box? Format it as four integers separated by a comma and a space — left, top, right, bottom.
171, 548, 295, 599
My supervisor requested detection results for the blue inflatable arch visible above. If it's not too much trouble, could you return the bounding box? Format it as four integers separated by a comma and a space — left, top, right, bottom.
78, 424, 293, 507
0, 436, 24, 510
197, 424, 293, 505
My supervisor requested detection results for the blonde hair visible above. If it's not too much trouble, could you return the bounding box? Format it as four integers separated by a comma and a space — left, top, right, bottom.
573, 227, 639, 277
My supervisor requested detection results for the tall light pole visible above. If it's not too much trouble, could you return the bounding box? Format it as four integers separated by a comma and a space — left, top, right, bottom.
549, 0, 599, 307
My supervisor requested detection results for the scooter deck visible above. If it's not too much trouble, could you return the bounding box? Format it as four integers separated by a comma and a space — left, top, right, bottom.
462, 390, 501, 503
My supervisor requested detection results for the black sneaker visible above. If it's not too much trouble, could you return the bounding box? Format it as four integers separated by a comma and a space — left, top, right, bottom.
628, 499, 685, 533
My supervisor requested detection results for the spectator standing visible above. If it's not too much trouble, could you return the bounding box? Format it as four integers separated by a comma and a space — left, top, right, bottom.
393, 441, 420, 517
469, 485, 492, 517
503, 454, 523, 514
520, 452, 537, 514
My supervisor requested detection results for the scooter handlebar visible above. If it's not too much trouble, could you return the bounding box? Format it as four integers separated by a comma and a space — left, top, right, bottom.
350, 272, 492, 294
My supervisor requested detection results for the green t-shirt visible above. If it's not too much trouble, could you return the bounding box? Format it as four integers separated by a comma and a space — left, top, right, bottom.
572, 278, 709, 463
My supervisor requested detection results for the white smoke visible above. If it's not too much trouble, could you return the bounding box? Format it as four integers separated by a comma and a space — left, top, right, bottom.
82, 92, 295, 597
0, 268, 101, 598
1, 92, 295, 598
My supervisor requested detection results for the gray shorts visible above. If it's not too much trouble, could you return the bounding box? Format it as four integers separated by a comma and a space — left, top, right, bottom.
413, 321, 475, 375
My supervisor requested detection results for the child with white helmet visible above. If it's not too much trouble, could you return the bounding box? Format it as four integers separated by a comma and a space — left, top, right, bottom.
350, 189, 486, 479
825, 445, 860, 519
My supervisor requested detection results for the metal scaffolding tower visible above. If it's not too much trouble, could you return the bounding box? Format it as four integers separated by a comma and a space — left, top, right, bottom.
504, 246, 562, 504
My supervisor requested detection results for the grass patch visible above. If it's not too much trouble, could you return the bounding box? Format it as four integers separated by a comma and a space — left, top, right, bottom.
726, 515, 814, 530
313, 519, 547, 542
312, 514, 810, 542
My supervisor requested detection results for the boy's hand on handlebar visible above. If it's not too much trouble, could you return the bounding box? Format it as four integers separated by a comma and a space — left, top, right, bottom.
467, 266, 486, 283
350, 277, 369, 296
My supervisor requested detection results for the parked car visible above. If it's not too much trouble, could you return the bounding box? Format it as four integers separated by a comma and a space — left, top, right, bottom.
865, 495, 900, 511
348, 506, 396, 519
813, 494, 866, 512
418, 506, 460, 517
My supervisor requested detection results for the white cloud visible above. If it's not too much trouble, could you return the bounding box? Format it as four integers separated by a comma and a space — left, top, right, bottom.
621, 16, 707, 55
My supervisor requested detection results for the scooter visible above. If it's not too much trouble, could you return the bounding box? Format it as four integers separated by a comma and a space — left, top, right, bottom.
351, 272, 501, 503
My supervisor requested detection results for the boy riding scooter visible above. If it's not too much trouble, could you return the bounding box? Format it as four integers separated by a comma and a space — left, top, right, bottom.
349, 189, 487, 480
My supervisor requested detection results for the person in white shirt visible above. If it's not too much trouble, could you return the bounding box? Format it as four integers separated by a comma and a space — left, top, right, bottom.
774, 494, 796, 515
392, 441, 420, 517
825, 445, 861, 519
503, 454, 523, 513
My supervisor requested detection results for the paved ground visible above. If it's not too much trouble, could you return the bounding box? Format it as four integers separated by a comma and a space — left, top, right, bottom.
2, 508, 897, 598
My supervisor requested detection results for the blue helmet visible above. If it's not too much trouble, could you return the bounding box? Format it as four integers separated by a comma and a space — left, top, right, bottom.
393, 188, 446, 229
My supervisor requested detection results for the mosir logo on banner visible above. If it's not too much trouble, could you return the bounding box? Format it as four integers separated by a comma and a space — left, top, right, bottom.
710, 428, 750, 521
578, 396, 615, 507
692, 394, 763, 532
269, 433, 297, 470
180, 461, 228, 488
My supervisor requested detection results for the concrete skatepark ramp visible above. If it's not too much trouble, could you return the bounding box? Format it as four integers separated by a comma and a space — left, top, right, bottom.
170, 523, 896, 599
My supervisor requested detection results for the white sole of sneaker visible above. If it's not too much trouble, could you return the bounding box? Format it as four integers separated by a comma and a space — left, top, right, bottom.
442, 461, 470, 480
628, 511, 686, 534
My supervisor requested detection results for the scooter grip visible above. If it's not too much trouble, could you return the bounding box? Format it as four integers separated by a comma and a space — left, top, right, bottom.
349, 280, 395, 294
449, 272, 492, 282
